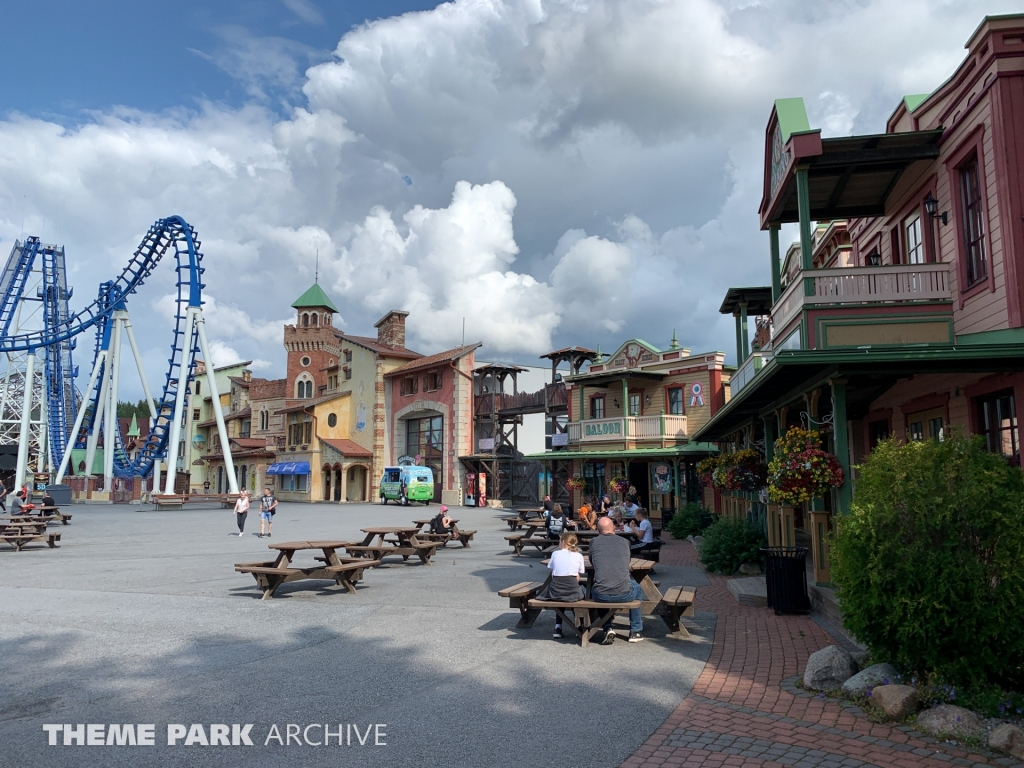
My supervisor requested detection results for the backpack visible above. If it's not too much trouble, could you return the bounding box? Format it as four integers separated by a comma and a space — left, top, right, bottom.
548, 515, 566, 536
430, 513, 447, 534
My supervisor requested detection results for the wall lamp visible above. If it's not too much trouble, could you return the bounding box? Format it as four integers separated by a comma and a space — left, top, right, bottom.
613, 399, 620, 408
924, 192, 948, 226
867, 248, 881, 266
645, 395, 651, 406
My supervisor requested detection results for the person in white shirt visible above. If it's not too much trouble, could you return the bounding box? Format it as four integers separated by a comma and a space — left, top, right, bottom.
538, 532, 586, 639
622, 500, 640, 519
629, 508, 655, 550
233, 491, 250, 537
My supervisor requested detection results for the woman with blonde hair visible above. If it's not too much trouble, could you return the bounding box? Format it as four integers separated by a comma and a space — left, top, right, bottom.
538, 531, 586, 639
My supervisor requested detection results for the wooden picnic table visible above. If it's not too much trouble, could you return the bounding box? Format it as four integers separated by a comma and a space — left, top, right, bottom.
513, 507, 545, 521
344, 527, 438, 565
411, 518, 459, 531
512, 557, 696, 638
32, 506, 73, 524
235, 540, 379, 600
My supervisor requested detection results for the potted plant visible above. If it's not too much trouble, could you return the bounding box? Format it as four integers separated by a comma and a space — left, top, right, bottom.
767, 427, 844, 505
566, 474, 586, 491
608, 475, 630, 494
723, 448, 768, 491
697, 456, 723, 487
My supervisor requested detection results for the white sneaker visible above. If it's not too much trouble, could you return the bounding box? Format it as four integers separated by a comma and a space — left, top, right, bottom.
238, 532, 244, 537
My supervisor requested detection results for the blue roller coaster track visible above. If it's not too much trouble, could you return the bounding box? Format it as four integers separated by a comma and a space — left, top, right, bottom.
0, 216, 205, 478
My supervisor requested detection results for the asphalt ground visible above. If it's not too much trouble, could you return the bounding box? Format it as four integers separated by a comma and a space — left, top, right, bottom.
0, 501, 713, 768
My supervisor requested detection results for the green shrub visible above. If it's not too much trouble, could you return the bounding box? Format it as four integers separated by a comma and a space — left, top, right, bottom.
666, 502, 708, 539
831, 434, 1024, 690
698, 517, 766, 574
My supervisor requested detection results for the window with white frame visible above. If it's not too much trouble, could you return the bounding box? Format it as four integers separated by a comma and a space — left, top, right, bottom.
904, 213, 924, 264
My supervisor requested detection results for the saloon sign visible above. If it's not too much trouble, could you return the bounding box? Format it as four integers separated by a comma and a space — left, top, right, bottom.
585, 421, 621, 437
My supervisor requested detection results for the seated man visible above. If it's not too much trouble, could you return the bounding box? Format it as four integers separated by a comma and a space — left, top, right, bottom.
589, 517, 644, 643
10, 489, 34, 516
621, 499, 640, 519
40, 491, 57, 510
628, 508, 655, 551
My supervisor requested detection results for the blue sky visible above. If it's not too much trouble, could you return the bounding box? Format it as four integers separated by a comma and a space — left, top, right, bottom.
1, 1, 1020, 386
3, 0, 438, 118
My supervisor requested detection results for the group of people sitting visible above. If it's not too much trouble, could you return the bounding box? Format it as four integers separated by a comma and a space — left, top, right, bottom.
0, 481, 54, 515
540, 494, 655, 551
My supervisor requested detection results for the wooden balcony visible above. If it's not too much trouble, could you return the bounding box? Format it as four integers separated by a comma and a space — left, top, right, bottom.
567, 415, 687, 443
774, 262, 952, 334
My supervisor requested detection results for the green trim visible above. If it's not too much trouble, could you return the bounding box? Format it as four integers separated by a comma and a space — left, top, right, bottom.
955, 327, 1024, 346
774, 98, 811, 142
904, 93, 930, 112
525, 443, 719, 461
291, 283, 339, 312
769, 225, 782, 303
815, 315, 954, 348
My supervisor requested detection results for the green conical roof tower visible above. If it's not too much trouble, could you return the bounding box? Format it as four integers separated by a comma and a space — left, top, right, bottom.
291, 283, 339, 313
127, 413, 140, 438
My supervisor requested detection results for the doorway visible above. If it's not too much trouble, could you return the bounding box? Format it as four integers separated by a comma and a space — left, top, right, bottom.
346, 466, 366, 501
627, 460, 650, 509
334, 467, 342, 501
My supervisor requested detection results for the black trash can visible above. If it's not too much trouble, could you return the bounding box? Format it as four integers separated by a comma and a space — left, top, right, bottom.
45, 484, 72, 506
660, 507, 675, 530
760, 547, 811, 615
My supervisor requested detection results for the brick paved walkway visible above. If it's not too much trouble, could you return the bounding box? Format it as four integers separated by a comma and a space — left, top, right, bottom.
622, 537, 1023, 768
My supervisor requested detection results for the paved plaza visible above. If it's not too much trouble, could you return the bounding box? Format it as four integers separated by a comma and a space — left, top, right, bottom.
3, 504, 1020, 768
0, 502, 713, 768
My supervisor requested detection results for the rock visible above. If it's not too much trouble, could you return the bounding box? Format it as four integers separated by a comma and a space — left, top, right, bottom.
841, 663, 900, 699
914, 704, 984, 740
803, 645, 856, 691
988, 723, 1024, 759
850, 649, 871, 668
869, 684, 918, 719
738, 562, 762, 576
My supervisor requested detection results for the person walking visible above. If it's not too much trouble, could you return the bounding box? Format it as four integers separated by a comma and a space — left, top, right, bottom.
258, 487, 277, 538
589, 517, 644, 643
233, 491, 250, 537
0, 479, 7, 512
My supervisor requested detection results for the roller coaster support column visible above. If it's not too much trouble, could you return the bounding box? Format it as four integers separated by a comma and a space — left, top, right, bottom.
15, 352, 36, 491
195, 310, 238, 494
103, 310, 128, 491
123, 315, 162, 492
55, 348, 106, 484
162, 308, 196, 496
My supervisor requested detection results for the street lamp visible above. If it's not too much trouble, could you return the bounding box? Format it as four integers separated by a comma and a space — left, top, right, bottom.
924, 192, 948, 225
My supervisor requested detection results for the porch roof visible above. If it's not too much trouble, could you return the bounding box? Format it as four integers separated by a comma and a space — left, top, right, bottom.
522, 443, 719, 461
693, 341, 1024, 441
564, 370, 666, 387
761, 128, 942, 228
719, 287, 774, 315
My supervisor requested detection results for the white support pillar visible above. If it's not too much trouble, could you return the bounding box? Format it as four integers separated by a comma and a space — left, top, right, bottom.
123, 314, 162, 487
14, 351, 36, 491
103, 314, 125, 491
194, 310, 238, 494
56, 350, 106, 483
162, 308, 197, 496
37, 391, 47, 473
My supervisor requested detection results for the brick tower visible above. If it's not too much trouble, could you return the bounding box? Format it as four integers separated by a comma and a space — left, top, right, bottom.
284, 283, 341, 401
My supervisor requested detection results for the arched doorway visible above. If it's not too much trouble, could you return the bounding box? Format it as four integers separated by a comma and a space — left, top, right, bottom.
322, 464, 331, 501
346, 466, 366, 501
217, 466, 224, 494
240, 465, 247, 491
333, 465, 342, 501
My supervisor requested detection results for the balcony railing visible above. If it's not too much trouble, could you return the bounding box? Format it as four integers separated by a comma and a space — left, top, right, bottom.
774, 262, 952, 334
731, 351, 771, 396
567, 414, 687, 443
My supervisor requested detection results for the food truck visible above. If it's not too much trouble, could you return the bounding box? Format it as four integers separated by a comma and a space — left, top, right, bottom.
379, 465, 435, 505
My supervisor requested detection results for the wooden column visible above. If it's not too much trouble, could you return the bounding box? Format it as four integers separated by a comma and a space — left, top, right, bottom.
830, 378, 852, 515
739, 302, 749, 363
734, 312, 745, 365
769, 223, 782, 302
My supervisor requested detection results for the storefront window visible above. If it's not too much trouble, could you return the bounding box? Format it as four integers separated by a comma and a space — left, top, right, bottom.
583, 462, 605, 500
628, 393, 641, 417
977, 390, 1018, 462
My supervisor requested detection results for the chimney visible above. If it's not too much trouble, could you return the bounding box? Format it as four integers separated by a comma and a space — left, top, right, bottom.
374, 310, 409, 349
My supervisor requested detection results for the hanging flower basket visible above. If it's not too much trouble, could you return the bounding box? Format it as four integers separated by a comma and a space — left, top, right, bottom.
722, 449, 768, 491
768, 427, 844, 505
608, 476, 630, 494
566, 474, 586, 491
696, 456, 722, 488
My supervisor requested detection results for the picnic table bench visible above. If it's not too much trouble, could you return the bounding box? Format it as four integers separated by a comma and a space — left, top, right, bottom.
501, 516, 524, 531
417, 530, 477, 548
525, 598, 642, 647
235, 540, 379, 599
33, 506, 73, 524
153, 493, 240, 510
344, 527, 438, 565
504, 533, 558, 557
0, 530, 61, 551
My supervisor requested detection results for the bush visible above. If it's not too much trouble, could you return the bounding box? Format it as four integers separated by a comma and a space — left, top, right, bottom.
666, 502, 708, 539
698, 517, 766, 574
831, 434, 1024, 690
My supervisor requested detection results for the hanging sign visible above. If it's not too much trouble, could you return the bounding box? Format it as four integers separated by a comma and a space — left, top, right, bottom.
650, 462, 673, 494
689, 382, 705, 407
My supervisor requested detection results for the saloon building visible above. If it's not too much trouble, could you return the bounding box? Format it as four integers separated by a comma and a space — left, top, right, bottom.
695, 14, 1024, 585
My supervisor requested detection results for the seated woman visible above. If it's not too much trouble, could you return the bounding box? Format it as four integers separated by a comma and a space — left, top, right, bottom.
537, 532, 585, 638
545, 504, 576, 541
611, 507, 626, 532
578, 500, 597, 530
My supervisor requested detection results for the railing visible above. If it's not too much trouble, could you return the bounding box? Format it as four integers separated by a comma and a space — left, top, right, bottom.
567, 414, 687, 443
773, 262, 952, 336
731, 351, 771, 396
475, 385, 565, 416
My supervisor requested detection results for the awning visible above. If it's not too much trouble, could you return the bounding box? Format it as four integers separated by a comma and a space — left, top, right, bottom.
265, 461, 311, 475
